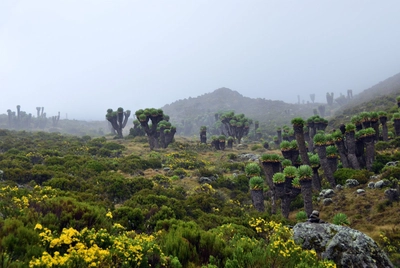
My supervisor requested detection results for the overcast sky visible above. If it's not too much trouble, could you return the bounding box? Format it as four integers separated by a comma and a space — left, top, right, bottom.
1, 1, 400, 120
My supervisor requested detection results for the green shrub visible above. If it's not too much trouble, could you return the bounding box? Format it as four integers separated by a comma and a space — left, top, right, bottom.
375, 141, 391, 151
351, 170, 373, 185
296, 211, 307, 222
333, 168, 358, 185
332, 213, 350, 226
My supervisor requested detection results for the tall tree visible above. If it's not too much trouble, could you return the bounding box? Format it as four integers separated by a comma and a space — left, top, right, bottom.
219, 111, 252, 144
291, 117, 310, 166
135, 108, 176, 150
106, 108, 131, 138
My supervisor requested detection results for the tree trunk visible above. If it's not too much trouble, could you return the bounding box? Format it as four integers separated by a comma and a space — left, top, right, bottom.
312, 166, 321, 191
261, 161, 281, 214
394, 119, 400, 136
364, 136, 375, 171
300, 179, 313, 216
371, 120, 380, 142
345, 131, 360, 170
380, 117, 388, 141
250, 190, 265, 212
356, 139, 366, 169
293, 124, 310, 165
315, 145, 336, 188
307, 122, 315, 153
327, 156, 338, 174
335, 140, 350, 168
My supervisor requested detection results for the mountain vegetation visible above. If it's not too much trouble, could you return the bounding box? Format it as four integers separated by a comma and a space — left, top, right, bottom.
2, 72, 400, 267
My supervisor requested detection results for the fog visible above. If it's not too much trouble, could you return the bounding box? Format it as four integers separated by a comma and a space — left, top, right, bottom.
1, 1, 400, 120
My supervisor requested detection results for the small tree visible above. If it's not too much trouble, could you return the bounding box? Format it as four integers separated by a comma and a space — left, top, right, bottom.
106, 108, 131, 138
135, 108, 175, 149
219, 112, 252, 144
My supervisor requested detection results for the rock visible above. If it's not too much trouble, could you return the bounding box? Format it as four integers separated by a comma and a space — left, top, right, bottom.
293, 222, 394, 268
198, 176, 217, 184
319, 189, 335, 198
384, 189, 399, 202
368, 182, 375, 189
386, 161, 398, 167
323, 198, 333, 206
345, 179, 359, 188
163, 167, 171, 171
238, 153, 259, 161
336, 184, 343, 191
356, 189, 366, 195
375, 180, 391, 189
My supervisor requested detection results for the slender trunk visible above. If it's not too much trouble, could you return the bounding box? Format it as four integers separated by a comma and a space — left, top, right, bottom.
294, 125, 310, 165
394, 119, 400, 136
227, 140, 233, 148
312, 166, 321, 191
261, 161, 281, 214
380, 117, 388, 141
275, 183, 285, 199
290, 149, 300, 167
335, 140, 350, 168
364, 136, 375, 171
327, 156, 338, 174
250, 190, 265, 212
300, 179, 313, 216
345, 131, 360, 170
356, 139, 366, 169
219, 140, 226, 150
277, 130, 282, 143
371, 120, 380, 142
315, 145, 336, 188
307, 123, 315, 153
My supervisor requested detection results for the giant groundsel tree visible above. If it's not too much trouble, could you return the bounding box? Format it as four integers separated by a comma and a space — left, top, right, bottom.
106, 108, 131, 138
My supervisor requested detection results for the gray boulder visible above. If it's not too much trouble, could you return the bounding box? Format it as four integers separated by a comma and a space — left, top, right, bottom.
293, 222, 393, 268
384, 189, 399, 202
368, 182, 375, 189
320, 189, 335, 198
345, 179, 359, 188
198, 176, 217, 184
375, 180, 391, 189
356, 189, 366, 195
323, 198, 333, 206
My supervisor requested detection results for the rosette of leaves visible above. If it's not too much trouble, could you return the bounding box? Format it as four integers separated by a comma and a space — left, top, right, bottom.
292, 177, 301, 188
281, 159, 292, 168
260, 153, 280, 162
324, 134, 334, 146
392, 112, 400, 121
291, 117, 305, 126
280, 140, 291, 151
289, 140, 298, 150
332, 130, 343, 142
326, 145, 338, 158
396, 96, 400, 104
313, 133, 326, 146
283, 166, 297, 178
272, 172, 285, 184
249, 176, 264, 190
370, 112, 379, 122
200, 126, 207, 132
332, 213, 350, 226
351, 115, 362, 125
245, 162, 261, 177
309, 154, 320, 168
360, 111, 370, 123
297, 165, 313, 180
345, 123, 356, 133
218, 135, 226, 141
378, 111, 387, 119
227, 136, 234, 142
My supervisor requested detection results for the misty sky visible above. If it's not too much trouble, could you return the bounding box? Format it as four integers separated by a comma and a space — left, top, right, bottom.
1, 1, 400, 120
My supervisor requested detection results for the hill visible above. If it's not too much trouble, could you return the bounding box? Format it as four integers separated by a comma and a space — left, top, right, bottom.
330, 72, 400, 128
161, 87, 323, 137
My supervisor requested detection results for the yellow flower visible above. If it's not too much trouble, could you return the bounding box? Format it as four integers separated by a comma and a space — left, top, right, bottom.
106, 211, 113, 219
34, 223, 43, 230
